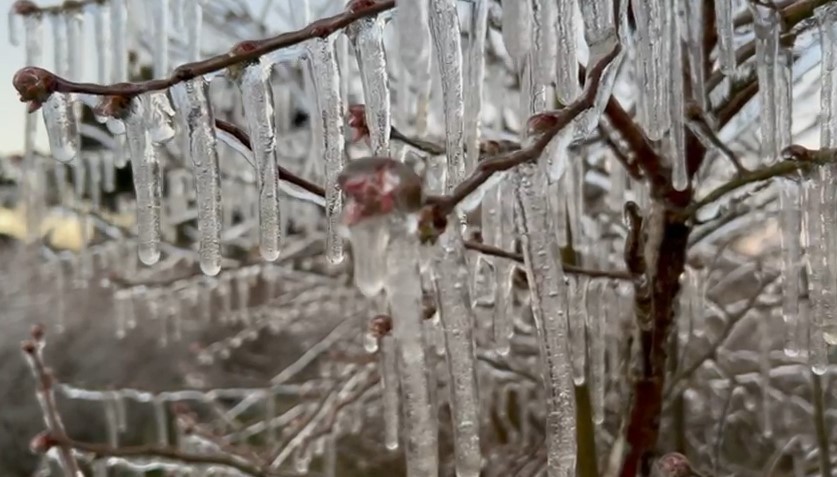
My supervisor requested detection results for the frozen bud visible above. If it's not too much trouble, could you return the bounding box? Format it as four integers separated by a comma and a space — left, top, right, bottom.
338, 156, 423, 226
347, 104, 370, 143
781, 144, 811, 162
12, 1, 40, 15
653, 452, 695, 477
347, 0, 378, 13
29, 431, 56, 454
20, 340, 36, 354
526, 112, 560, 137
226, 41, 261, 78
13, 67, 57, 112
369, 314, 393, 338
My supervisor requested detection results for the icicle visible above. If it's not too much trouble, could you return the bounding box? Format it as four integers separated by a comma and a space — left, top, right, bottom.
759, 314, 772, 437
684, 0, 706, 109
631, 0, 672, 140
432, 228, 481, 477
670, 4, 688, 191
151, 0, 169, 77
750, 3, 780, 164
493, 180, 516, 355
153, 397, 168, 446
555, 0, 580, 104
380, 334, 400, 450
428, 0, 466, 190
88, 154, 102, 209
715, 0, 737, 75
88, 2, 110, 90
42, 93, 79, 163
124, 96, 162, 266
464, 0, 488, 174
532, 0, 557, 88
514, 161, 576, 477
111, 0, 128, 82
307, 37, 346, 264
568, 275, 588, 385
348, 16, 391, 156
148, 92, 176, 144
8, 7, 19, 46
348, 217, 390, 297
236, 61, 282, 261
171, 77, 224, 276
802, 170, 828, 374
579, 0, 615, 49
588, 280, 606, 424
396, 0, 431, 77
385, 222, 438, 477
65, 9, 83, 80
501, 0, 531, 70
183, 0, 202, 61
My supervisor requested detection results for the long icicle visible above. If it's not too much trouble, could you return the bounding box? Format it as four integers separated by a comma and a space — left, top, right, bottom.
465, 0, 489, 174
750, 3, 780, 165
307, 37, 346, 264
170, 77, 224, 276
555, 0, 580, 104
111, 0, 128, 82
588, 280, 606, 424
348, 14, 391, 156
183, 0, 202, 61
568, 275, 588, 385
493, 179, 516, 355
428, 0, 466, 190
631, 0, 672, 140
532, 0, 558, 88
380, 333, 400, 450
715, 0, 737, 75
385, 220, 439, 477
514, 161, 577, 477
670, 0, 688, 191
124, 96, 162, 266
237, 60, 282, 261
151, 0, 169, 77
433, 228, 481, 477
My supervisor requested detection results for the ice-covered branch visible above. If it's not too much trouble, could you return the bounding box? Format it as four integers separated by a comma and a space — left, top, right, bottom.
11, 0, 395, 102
462, 240, 632, 280
686, 145, 837, 217
21, 325, 83, 476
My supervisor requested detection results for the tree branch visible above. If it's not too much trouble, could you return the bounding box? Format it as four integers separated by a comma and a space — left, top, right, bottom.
12, 0, 395, 99
685, 145, 837, 217
463, 240, 633, 280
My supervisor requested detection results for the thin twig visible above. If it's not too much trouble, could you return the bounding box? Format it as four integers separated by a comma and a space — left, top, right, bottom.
463, 240, 633, 280
21, 325, 83, 477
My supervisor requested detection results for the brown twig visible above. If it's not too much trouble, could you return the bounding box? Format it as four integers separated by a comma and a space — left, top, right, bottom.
21, 325, 85, 477
11, 0, 105, 16
12, 1, 395, 99
463, 240, 633, 280
214, 119, 326, 198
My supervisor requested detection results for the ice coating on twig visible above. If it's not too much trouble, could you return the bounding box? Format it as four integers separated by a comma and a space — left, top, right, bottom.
170, 77, 224, 276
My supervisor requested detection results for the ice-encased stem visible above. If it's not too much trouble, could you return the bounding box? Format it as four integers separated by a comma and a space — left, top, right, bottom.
631, 0, 672, 140
385, 222, 438, 477
171, 77, 224, 276
555, 0, 580, 104
124, 96, 162, 265
428, 0, 466, 190
237, 61, 282, 261
514, 162, 577, 477
715, 0, 737, 75
349, 17, 391, 156
42, 93, 79, 163
465, 0, 489, 174
433, 228, 481, 477
380, 334, 400, 450
307, 37, 346, 264
750, 3, 780, 164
